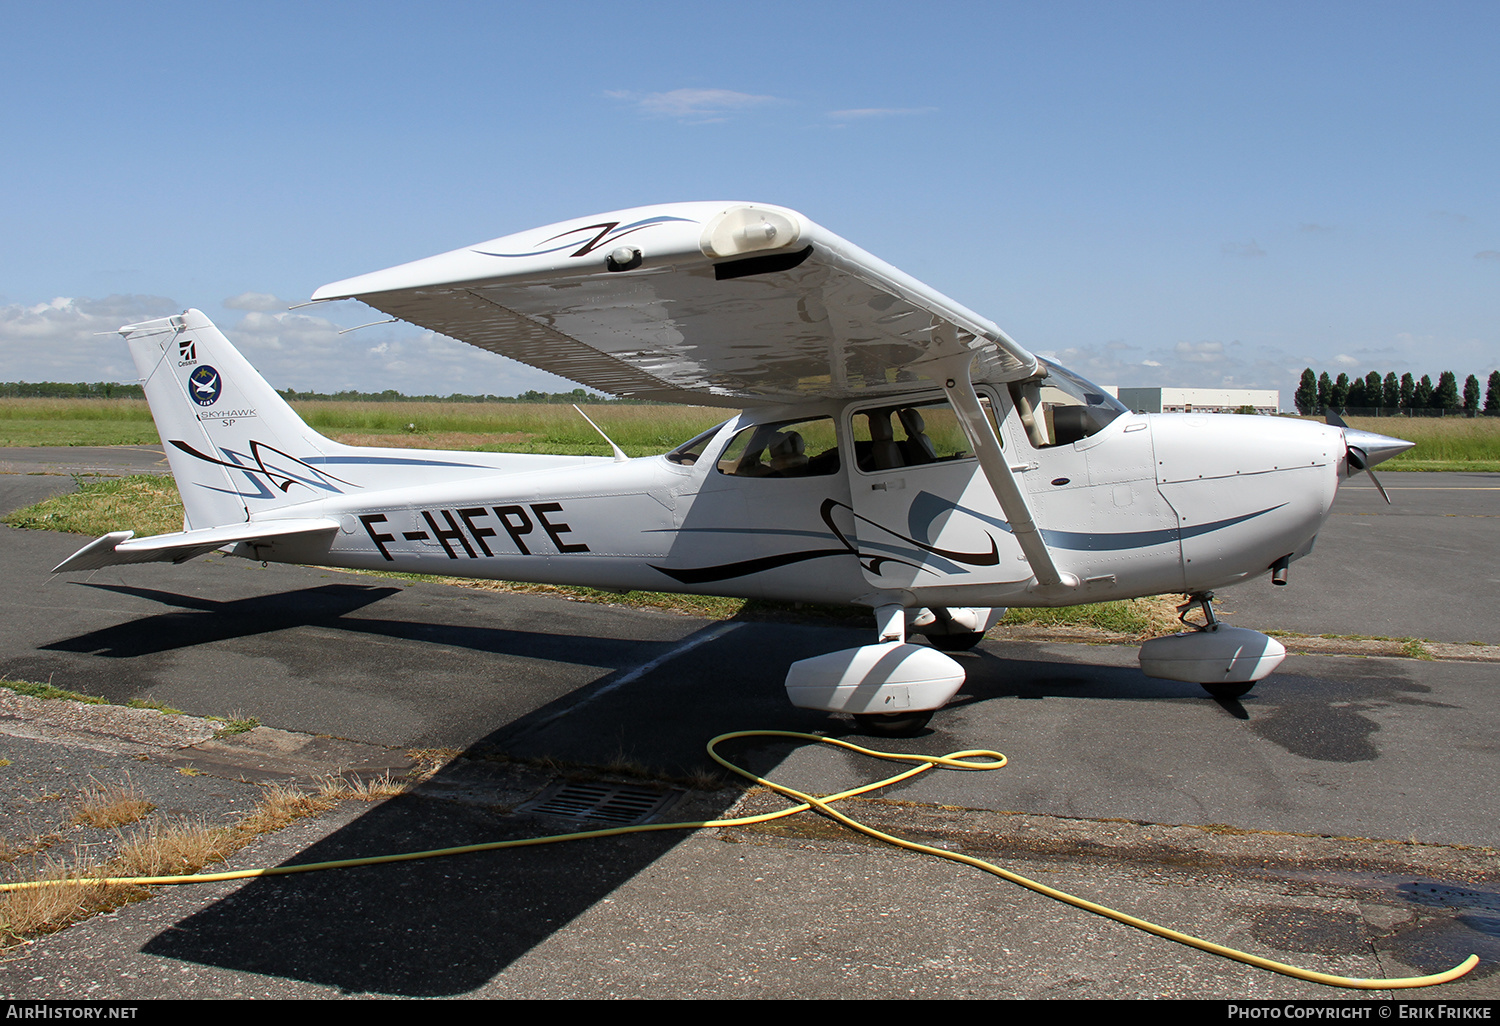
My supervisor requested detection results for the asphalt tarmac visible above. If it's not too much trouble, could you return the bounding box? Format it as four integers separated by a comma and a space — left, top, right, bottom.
0, 450, 1496, 1000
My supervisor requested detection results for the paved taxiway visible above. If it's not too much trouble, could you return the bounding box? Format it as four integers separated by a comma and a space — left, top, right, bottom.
0, 450, 1495, 999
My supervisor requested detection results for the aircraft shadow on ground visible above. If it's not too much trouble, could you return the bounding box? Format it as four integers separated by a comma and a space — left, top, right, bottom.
953, 648, 1452, 764
43, 581, 685, 670
136, 620, 846, 996
79, 589, 1451, 993
129, 645, 1381, 996
44, 583, 402, 658
141, 786, 707, 996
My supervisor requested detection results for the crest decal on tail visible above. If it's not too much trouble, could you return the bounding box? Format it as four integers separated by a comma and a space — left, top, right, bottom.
188, 365, 222, 406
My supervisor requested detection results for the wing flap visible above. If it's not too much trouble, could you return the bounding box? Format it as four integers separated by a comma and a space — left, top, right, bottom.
52, 519, 341, 573
312, 203, 1038, 405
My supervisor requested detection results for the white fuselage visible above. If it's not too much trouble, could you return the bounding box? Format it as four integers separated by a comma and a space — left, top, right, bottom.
243, 383, 1344, 611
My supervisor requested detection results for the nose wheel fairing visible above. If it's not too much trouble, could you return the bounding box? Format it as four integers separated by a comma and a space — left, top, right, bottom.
1138, 593, 1286, 697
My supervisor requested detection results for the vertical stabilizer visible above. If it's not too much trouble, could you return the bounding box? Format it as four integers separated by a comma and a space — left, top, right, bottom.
122, 310, 337, 529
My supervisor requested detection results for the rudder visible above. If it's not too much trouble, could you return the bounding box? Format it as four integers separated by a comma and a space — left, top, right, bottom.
122, 310, 339, 529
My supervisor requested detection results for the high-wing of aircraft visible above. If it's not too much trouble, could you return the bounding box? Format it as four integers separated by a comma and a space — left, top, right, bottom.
53, 202, 1413, 734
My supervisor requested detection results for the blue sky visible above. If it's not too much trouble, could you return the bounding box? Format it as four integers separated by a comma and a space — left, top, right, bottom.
2, 1, 1496, 405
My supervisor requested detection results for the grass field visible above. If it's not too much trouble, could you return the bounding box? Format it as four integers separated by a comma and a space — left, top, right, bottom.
3, 474, 185, 537
5, 398, 1499, 468
0, 397, 728, 457
0, 398, 160, 447
1340, 415, 1500, 470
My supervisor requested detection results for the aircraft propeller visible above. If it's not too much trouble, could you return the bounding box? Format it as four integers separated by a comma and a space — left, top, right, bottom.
1322, 410, 1414, 504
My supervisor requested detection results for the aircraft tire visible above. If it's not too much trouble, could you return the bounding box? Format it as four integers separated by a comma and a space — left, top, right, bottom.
853, 711, 934, 737
1202, 682, 1254, 700
925, 631, 986, 652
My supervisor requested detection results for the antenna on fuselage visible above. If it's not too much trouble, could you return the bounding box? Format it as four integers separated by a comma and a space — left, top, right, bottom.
572, 404, 628, 462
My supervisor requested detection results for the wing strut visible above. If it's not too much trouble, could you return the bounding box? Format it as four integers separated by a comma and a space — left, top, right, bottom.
932, 349, 1078, 596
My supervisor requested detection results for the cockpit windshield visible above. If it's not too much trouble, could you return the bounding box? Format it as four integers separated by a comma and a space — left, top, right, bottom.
1009, 359, 1127, 448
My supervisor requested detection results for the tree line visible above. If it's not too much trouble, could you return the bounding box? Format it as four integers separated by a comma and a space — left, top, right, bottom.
1294, 369, 1500, 416
274, 386, 636, 404
0, 381, 147, 399
0, 382, 645, 405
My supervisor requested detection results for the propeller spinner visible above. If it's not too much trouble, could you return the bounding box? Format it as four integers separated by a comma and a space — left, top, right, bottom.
1323, 411, 1416, 503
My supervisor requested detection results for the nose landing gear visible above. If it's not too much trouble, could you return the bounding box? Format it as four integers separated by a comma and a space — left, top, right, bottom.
1138, 592, 1286, 699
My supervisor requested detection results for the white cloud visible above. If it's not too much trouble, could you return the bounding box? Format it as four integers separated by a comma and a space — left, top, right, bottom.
607, 88, 779, 121
1221, 240, 1266, 258
826, 106, 936, 120
1391, 332, 1435, 348
1174, 341, 1225, 363
1040, 329, 1490, 408
1040, 339, 1302, 399
223, 292, 288, 312
1475, 250, 1500, 261
0, 295, 586, 397
223, 310, 585, 397
0, 295, 179, 382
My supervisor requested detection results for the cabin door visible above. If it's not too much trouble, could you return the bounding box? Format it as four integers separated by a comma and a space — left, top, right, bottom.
845, 396, 1029, 593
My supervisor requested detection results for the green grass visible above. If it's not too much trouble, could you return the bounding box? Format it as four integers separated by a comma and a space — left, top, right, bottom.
1001, 597, 1183, 637
0, 397, 727, 455
126, 698, 185, 715
0, 676, 197, 713
1339, 416, 1500, 471
3, 474, 184, 538
211, 715, 260, 737
0, 399, 159, 447
0, 678, 109, 705
8, 398, 1500, 469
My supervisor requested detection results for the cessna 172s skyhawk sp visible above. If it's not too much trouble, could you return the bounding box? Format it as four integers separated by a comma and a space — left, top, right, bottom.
54, 202, 1413, 734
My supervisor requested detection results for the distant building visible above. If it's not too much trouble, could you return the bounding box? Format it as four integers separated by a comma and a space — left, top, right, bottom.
1115, 387, 1280, 415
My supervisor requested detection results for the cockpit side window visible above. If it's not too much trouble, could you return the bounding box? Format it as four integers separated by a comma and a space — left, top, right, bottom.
1008, 359, 1126, 448
715, 417, 840, 478
665, 421, 729, 466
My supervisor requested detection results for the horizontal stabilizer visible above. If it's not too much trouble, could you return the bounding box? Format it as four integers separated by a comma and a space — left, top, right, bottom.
52, 519, 341, 573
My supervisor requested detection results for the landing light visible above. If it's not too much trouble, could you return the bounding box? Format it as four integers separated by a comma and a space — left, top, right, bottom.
605, 246, 643, 272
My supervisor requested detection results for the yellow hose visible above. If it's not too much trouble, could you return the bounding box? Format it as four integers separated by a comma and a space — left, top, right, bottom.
2, 730, 1477, 990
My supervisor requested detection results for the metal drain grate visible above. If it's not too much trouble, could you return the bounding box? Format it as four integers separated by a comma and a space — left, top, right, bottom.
519, 781, 682, 825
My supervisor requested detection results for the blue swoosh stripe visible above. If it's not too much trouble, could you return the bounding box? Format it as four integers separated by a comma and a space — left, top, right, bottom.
910, 489, 1285, 551
301, 456, 494, 469
475, 216, 695, 258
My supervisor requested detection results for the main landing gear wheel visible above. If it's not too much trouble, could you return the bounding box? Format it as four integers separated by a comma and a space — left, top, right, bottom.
853, 711, 934, 737
1202, 682, 1254, 700
925, 631, 986, 653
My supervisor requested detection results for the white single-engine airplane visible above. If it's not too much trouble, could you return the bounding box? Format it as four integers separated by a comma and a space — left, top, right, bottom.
55, 202, 1413, 734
